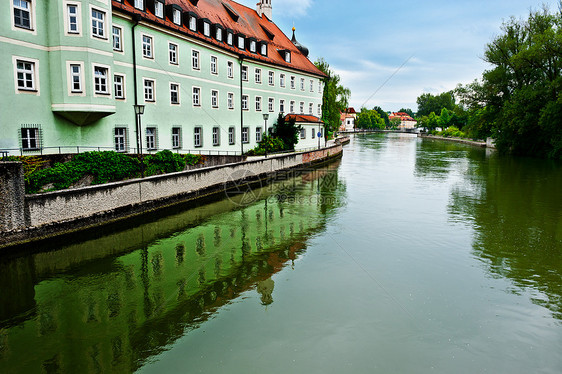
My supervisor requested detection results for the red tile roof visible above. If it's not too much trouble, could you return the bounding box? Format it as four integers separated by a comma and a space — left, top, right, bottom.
112, 0, 326, 78
284, 114, 323, 123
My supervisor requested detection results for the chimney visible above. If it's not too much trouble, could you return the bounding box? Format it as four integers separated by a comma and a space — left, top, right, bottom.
256, 0, 272, 20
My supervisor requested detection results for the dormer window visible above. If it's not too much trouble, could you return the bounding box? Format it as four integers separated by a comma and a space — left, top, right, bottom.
215, 25, 223, 41
260, 43, 268, 56
203, 22, 210, 37
172, 9, 181, 25
285, 51, 291, 63
237, 35, 245, 50
134, 0, 144, 11
154, 1, 164, 18
249, 39, 257, 53
226, 30, 233, 45
188, 14, 197, 32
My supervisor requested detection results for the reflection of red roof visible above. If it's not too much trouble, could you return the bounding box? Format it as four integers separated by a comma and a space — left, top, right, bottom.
112, 0, 326, 78
284, 114, 323, 123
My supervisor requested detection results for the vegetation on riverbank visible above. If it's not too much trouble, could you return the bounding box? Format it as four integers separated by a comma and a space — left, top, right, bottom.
7, 150, 205, 194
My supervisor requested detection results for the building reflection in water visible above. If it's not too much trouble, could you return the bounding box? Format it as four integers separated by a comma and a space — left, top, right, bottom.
0, 161, 345, 373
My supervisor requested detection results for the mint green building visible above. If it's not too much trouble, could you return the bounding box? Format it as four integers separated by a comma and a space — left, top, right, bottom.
0, 0, 326, 156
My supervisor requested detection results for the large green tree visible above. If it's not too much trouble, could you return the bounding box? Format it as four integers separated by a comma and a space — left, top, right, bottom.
314, 58, 351, 136
373, 106, 390, 126
416, 91, 456, 117
457, 5, 562, 158
356, 108, 385, 129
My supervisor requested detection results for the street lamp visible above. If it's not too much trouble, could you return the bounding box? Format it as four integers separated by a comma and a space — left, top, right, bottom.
262, 113, 269, 158
133, 104, 145, 177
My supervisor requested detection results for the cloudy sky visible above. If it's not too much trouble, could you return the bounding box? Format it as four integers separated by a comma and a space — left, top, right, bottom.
237, 0, 560, 112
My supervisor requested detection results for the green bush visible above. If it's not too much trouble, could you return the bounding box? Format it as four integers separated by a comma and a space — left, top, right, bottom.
439, 126, 466, 138
247, 136, 285, 156
144, 150, 185, 176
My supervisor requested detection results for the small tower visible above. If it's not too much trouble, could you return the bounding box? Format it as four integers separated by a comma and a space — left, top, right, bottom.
291, 27, 309, 58
257, 0, 272, 20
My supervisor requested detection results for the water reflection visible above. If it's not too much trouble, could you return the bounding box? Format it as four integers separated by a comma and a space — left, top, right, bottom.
0, 162, 345, 373
445, 150, 562, 319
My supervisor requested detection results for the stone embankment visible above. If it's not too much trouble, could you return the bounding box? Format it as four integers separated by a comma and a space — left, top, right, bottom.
0, 144, 343, 249
418, 133, 492, 148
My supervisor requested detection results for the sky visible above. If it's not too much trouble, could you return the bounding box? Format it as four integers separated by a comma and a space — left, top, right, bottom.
237, 0, 560, 112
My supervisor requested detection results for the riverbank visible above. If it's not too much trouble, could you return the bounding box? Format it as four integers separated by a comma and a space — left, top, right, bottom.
418, 133, 489, 147
0, 144, 343, 250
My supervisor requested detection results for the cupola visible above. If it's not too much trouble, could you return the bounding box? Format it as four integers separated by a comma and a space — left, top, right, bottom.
291, 27, 309, 58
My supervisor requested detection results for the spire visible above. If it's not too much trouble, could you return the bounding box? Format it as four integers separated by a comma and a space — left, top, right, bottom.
291, 27, 309, 58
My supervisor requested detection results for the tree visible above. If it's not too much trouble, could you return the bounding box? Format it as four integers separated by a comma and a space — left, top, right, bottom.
356, 108, 385, 129
373, 106, 390, 126
314, 58, 351, 137
398, 108, 415, 117
273, 114, 302, 150
416, 91, 456, 117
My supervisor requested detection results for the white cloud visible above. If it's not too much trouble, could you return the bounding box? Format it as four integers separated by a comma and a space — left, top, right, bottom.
235, 0, 313, 18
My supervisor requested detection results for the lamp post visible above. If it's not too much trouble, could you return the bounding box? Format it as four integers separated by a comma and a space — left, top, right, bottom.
262, 113, 269, 158
133, 104, 145, 177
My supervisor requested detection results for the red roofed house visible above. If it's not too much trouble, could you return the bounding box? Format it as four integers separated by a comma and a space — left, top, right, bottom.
389, 112, 417, 130
1, 0, 326, 155
340, 108, 357, 131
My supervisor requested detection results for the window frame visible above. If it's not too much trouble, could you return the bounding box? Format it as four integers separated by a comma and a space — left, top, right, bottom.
227, 61, 234, 79
256, 127, 262, 143
154, 1, 164, 18
146, 127, 157, 151
169, 42, 178, 65
143, 78, 155, 102
254, 68, 261, 84
280, 99, 285, 113
114, 127, 127, 152
114, 74, 125, 99
134, 0, 144, 11
210, 56, 218, 75
192, 86, 201, 106
192, 49, 200, 70
228, 127, 235, 145
268, 97, 274, 112
280, 74, 286, 88
255, 96, 262, 112
172, 127, 182, 149
242, 95, 248, 111
227, 92, 234, 110
13, 0, 33, 31
242, 127, 249, 144
241, 65, 248, 81
211, 90, 219, 108
194, 127, 202, 147
170, 83, 180, 105
212, 126, 220, 146
69, 63, 82, 93
66, 3, 80, 35
142, 34, 153, 59
93, 65, 110, 95
112, 25, 123, 52
90, 7, 106, 39
21, 127, 39, 151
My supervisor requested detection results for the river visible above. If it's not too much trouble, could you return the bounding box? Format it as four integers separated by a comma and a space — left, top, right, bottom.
1, 133, 561, 373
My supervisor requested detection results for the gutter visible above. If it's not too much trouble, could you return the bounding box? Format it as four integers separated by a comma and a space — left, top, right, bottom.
239, 56, 245, 155
132, 14, 142, 153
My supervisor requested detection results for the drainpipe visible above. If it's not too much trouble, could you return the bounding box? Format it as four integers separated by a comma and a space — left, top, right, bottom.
239, 56, 244, 155
132, 14, 142, 155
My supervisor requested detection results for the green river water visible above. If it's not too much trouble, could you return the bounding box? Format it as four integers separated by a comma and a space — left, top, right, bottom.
1, 133, 561, 373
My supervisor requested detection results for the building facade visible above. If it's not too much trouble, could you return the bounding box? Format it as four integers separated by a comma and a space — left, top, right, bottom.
389, 112, 417, 130
339, 107, 356, 131
1, 0, 326, 156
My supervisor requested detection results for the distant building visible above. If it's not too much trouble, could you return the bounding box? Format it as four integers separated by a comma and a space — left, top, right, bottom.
340, 107, 356, 131
389, 112, 417, 130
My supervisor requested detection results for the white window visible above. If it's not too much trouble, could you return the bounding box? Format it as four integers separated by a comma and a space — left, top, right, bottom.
203, 22, 210, 36
279, 100, 285, 113
114, 74, 125, 99
290, 101, 295, 113
112, 26, 122, 51
228, 93, 234, 109
211, 90, 219, 108
94, 66, 108, 94
300, 128, 306, 139
256, 127, 262, 142
312, 128, 315, 139
319, 82, 323, 93
280, 74, 286, 87
299, 102, 304, 113
227, 61, 234, 78
212, 127, 220, 146
261, 43, 267, 56
192, 50, 200, 70
228, 127, 235, 145
290, 76, 295, 89
189, 16, 197, 31
255, 96, 262, 111
170, 83, 179, 104
285, 51, 291, 63
250, 40, 256, 53
318, 104, 322, 116
192, 87, 201, 106
241, 66, 248, 81
211, 56, 218, 74
172, 127, 181, 148
309, 103, 313, 115
144, 79, 154, 102
242, 127, 249, 143
227, 32, 233, 45
142, 35, 153, 58
154, 1, 164, 18
238, 36, 245, 49
268, 98, 274, 112
15, 60, 35, 91
13, 0, 31, 29
300, 78, 305, 91
169, 43, 178, 64
21, 128, 38, 150
67, 4, 79, 34
114, 128, 127, 152
70, 64, 82, 92
172, 9, 181, 25
310, 80, 314, 92
268, 71, 274, 86
91, 9, 105, 38
194, 127, 202, 147
146, 127, 156, 150
255, 68, 261, 83
134, 0, 144, 10
216, 27, 223, 41
242, 95, 248, 110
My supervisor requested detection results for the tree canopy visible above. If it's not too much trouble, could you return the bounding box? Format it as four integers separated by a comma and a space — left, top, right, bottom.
356, 108, 385, 129
416, 91, 456, 117
314, 58, 351, 135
